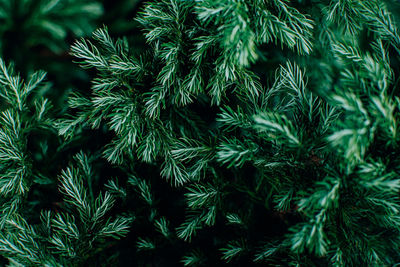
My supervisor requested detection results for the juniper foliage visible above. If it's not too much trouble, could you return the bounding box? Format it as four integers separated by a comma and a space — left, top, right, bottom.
2, 0, 400, 266
0, 58, 53, 228
0, 152, 133, 266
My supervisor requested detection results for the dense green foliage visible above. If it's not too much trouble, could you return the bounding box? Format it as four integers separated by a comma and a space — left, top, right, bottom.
1, 0, 400, 266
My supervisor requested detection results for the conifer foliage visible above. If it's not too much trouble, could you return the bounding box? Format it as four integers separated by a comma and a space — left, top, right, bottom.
2, 0, 400, 266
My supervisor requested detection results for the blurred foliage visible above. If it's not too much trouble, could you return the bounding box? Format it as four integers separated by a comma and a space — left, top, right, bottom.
0, 0, 143, 109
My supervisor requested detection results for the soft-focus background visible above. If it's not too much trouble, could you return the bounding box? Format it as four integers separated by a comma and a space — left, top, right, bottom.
0, 0, 142, 104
